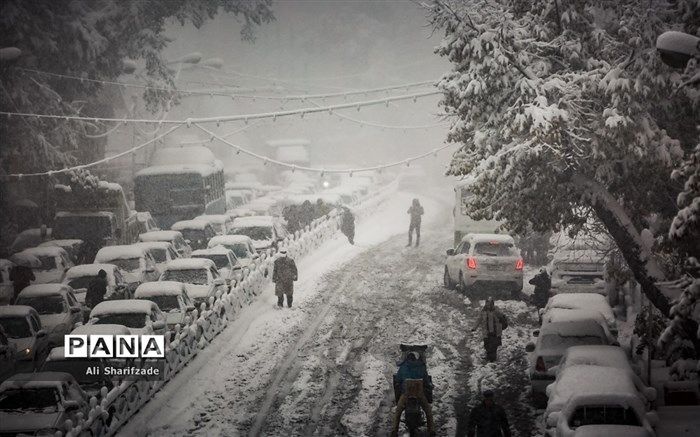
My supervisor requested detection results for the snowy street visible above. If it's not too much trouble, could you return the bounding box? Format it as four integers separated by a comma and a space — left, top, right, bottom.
119, 189, 540, 437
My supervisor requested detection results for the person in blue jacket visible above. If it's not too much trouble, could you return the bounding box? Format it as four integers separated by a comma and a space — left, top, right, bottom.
391, 351, 435, 437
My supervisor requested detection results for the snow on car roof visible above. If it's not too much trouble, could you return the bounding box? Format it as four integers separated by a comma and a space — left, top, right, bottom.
0, 372, 76, 391
136, 241, 173, 250
171, 219, 210, 231
18, 284, 69, 298
0, 259, 14, 269
55, 211, 114, 218
95, 245, 146, 262
548, 365, 637, 412
38, 239, 83, 248
208, 235, 253, 246
90, 299, 156, 316
0, 305, 37, 318
193, 247, 234, 257
546, 293, 615, 323
18, 245, 68, 257
65, 263, 117, 278
540, 319, 607, 337
71, 323, 131, 336
562, 346, 629, 370
195, 214, 230, 224
162, 258, 215, 270
543, 308, 607, 325
462, 233, 515, 244
139, 230, 182, 242
232, 215, 274, 227
135, 281, 185, 297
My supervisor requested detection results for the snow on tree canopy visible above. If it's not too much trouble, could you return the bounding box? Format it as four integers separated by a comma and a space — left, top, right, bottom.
90, 299, 157, 316
94, 245, 147, 262
135, 281, 186, 298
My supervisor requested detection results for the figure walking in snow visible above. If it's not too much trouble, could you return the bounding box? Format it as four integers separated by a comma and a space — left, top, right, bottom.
472, 297, 508, 362
340, 206, 355, 244
407, 198, 424, 247
272, 248, 298, 308
529, 268, 551, 309
466, 390, 512, 437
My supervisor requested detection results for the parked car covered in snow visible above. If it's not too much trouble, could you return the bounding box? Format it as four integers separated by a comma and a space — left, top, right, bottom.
225, 189, 252, 209
87, 299, 167, 336
0, 259, 14, 305
444, 233, 523, 297
230, 215, 286, 252
0, 327, 17, 383
159, 258, 227, 308
0, 372, 92, 436
12, 246, 74, 284
192, 247, 240, 287
195, 214, 234, 236
0, 305, 50, 371
206, 234, 258, 269
134, 281, 196, 331
541, 309, 616, 344
63, 263, 131, 306
136, 241, 179, 272
541, 293, 618, 337
139, 230, 192, 258
135, 211, 161, 234
94, 245, 160, 287
526, 319, 614, 405
548, 247, 607, 295
549, 393, 658, 437
38, 239, 85, 264
15, 284, 83, 347
171, 219, 216, 250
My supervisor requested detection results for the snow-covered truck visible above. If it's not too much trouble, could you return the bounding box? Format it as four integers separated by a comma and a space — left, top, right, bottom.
53, 181, 139, 260
134, 146, 225, 229
453, 178, 504, 246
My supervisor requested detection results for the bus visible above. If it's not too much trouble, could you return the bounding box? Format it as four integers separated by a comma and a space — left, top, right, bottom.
453, 177, 504, 246
134, 146, 225, 229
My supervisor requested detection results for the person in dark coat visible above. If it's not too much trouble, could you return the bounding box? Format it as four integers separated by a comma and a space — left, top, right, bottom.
9, 264, 35, 304
85, 269, 108, 310
472, 297, 508, 362
272, 249, 298, 307
466, 390, 511, 437
407, 198, 424, 247
340, 206, 355, 244
529, 268, 551, 309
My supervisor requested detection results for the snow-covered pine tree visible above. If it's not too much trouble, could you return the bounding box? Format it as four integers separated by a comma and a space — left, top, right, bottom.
426, 0, 699, 316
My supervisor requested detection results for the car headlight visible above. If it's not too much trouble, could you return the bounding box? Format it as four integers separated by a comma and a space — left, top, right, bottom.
19, 347, 32, 359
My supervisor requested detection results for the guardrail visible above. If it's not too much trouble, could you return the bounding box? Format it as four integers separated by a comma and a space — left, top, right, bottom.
63, 181, 396, 437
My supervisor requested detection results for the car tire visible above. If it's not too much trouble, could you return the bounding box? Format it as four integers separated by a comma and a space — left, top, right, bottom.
444, 267, 456, 290
459, 272, 469, 294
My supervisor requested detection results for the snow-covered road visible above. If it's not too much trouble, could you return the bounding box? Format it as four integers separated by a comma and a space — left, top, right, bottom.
119, 187, 540, 437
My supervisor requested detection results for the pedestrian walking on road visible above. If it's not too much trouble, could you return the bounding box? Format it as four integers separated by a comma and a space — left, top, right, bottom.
340, 206, 355, 245
466, 390, 512, 437
472, 297, 508, 362
529, 268, 551, 309
272, 248, 298, 308
85, 269, 108, 310
9, 263, 35, 304
407, 198, 424, 247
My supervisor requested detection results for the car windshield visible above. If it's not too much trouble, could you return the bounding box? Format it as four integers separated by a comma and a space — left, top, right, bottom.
109, 258, 141, 272
232, 226, 272, 240
15, 296, 65, 315
0, 388, 60, 411
230, 243, 250, 258
141, 295, 179, 312
94, 313, 146, 328
541, 334, 604, 349
474, 242, 518, 257
569, 405, 642, 428
161, 269, 208, 285
68, 276, 96, 290
0, 317, 31, 338
35, 255, 57, 270
193, 255, 229, 270
149, 249, 167, 263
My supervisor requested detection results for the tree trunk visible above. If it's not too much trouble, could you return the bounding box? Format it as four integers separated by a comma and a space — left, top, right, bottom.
572, 174, 671, 316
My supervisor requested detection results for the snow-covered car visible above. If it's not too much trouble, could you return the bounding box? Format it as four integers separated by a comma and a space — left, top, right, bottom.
526, 319, 614, 404
225, 189, 252, 209
159, 258, 227, 308
0, 372, 91, 436
64, 263, 131, 307
136, 211, 161, 234
136, 241, 180, 272
94, 245, 161, 287
206, 234, 258, 269
225, 207, 257, 221
0, 326, 17, 383
541, 309, 616, 344
444, 233, 524, 296
542, 293, 618, 337
139, 230, 192, 258
12, 246, 74, 284
87, 299, 167, 336
38, 239, 85, 264
15, 284, 83, 347
0, 305, 50, 371
549, 248, 607, 295
9, 227, 52, 254
549, 345, 656, 403
134, 281, 196, 330
230, 215, 286, 252
550, 393, 658, 437
0, 259, 14, 305
192, 247, 240, 287
195, 214, 234, 235
171, 219, 216, 250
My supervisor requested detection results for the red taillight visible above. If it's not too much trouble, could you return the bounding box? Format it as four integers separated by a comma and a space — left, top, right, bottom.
515, 258, 524, 270
466, 257, 477, 269
535, 356, 546, 372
